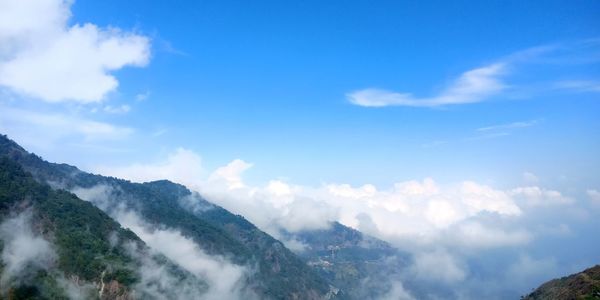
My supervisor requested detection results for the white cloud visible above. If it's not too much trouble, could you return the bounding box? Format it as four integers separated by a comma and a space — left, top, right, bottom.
0, 0, 150, 102
135, 91, 151, 102
587, 189, 600, 206
347, 63, 506, 107
347, 41, 600, 108
103, 104, 131, 114
93, 148, 598, 299
125, 242, 209, 300
0, 210, 57, 286
379, 281, 416, 300
0, 210, 99, 297
96, 148, 204, 186
152, 128, 168, 137
97, 149, 530, 251
555, 80, 600, 92
510, 186, 574, 207
326, 183, 378, 199
208, 159, 253, 190
410, 249, 467, 283
116, 211, 252, 300
0, 106, 134, 150
451, 222, 531, 249
477, 120, 539, 132
71, 183, 254, 299
99, 149, 590, 297
460, 181, 522, 216
522, 172, 539, 184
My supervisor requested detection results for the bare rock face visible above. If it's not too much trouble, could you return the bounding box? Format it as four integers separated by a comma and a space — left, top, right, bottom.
523, 265, 600, 300
97, 270, 131, 300
100, 280, 131, 300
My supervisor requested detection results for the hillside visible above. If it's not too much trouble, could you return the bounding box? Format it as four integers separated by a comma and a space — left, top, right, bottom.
523, 265, 600, 300
0, 134, 335, 299
285, 222, 407, 299
0, 157, 208, 299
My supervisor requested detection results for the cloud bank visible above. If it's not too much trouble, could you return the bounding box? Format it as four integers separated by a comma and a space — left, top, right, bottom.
94, 149, 600, 299
94, 148, 600, 299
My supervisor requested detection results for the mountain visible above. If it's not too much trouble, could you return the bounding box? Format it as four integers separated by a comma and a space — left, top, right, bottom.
0, 134, 335, 299
0, 157, 208, 299
523, 265, 600, 300
284, 222, 407, 299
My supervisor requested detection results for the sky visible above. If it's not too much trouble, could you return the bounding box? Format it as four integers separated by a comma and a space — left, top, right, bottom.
1, 0, 599, 188
1, 0, 600, 299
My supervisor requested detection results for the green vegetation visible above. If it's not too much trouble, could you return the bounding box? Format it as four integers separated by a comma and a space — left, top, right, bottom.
287, 222, 406, 299
0, 157, 139, 298
524, 265, 600, 300
0, 134, 333, 299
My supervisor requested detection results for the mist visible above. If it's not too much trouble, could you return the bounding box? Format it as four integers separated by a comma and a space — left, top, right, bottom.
72, 184, 257, 300
0, 210, 56, 288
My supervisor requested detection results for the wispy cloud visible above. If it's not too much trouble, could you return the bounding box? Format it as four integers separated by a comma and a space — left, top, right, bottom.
348, 40, 600, 108
0, 105, 134, 153
587, 189, 600, 206
135, 91, 151, 102
554, 80, 600, 93
103, 104, 131, 114
0, 210, 56, 287
152, 128, 168, 137
421, 140, 448, 148
464, 131, 511, 141
462, 119, 540, 141
477, 119, 539, 132
0, 106, 133, 141
348, 63, 507, 107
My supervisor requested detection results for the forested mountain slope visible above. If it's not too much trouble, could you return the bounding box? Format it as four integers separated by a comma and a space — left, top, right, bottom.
0, 157, 208, 299
284, 222, 407, 299
0, 134, 335, 299
523, 265, 600, 300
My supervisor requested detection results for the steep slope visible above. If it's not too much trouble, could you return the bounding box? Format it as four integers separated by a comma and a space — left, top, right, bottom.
523, 265, 600, 300
143, 180, 333, 299
0, 135, 334, 299
0, 157, 207, 299
284, 222, 407, 299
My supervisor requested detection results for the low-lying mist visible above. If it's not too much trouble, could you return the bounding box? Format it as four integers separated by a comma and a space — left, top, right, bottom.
71, 184, 258, 300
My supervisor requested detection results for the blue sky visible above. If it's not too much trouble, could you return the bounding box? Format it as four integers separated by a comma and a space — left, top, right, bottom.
2, 0, 599, 188
1, 1, 600, 298
66, 0, 600, 187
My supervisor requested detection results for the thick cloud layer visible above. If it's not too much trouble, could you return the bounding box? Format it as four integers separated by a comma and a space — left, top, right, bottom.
97, 148, 600, 298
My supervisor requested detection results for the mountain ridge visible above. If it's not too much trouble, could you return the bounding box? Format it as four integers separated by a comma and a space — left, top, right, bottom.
0, 156, 211, 299
0, 134, 336, 299
523, 265, 600, 300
